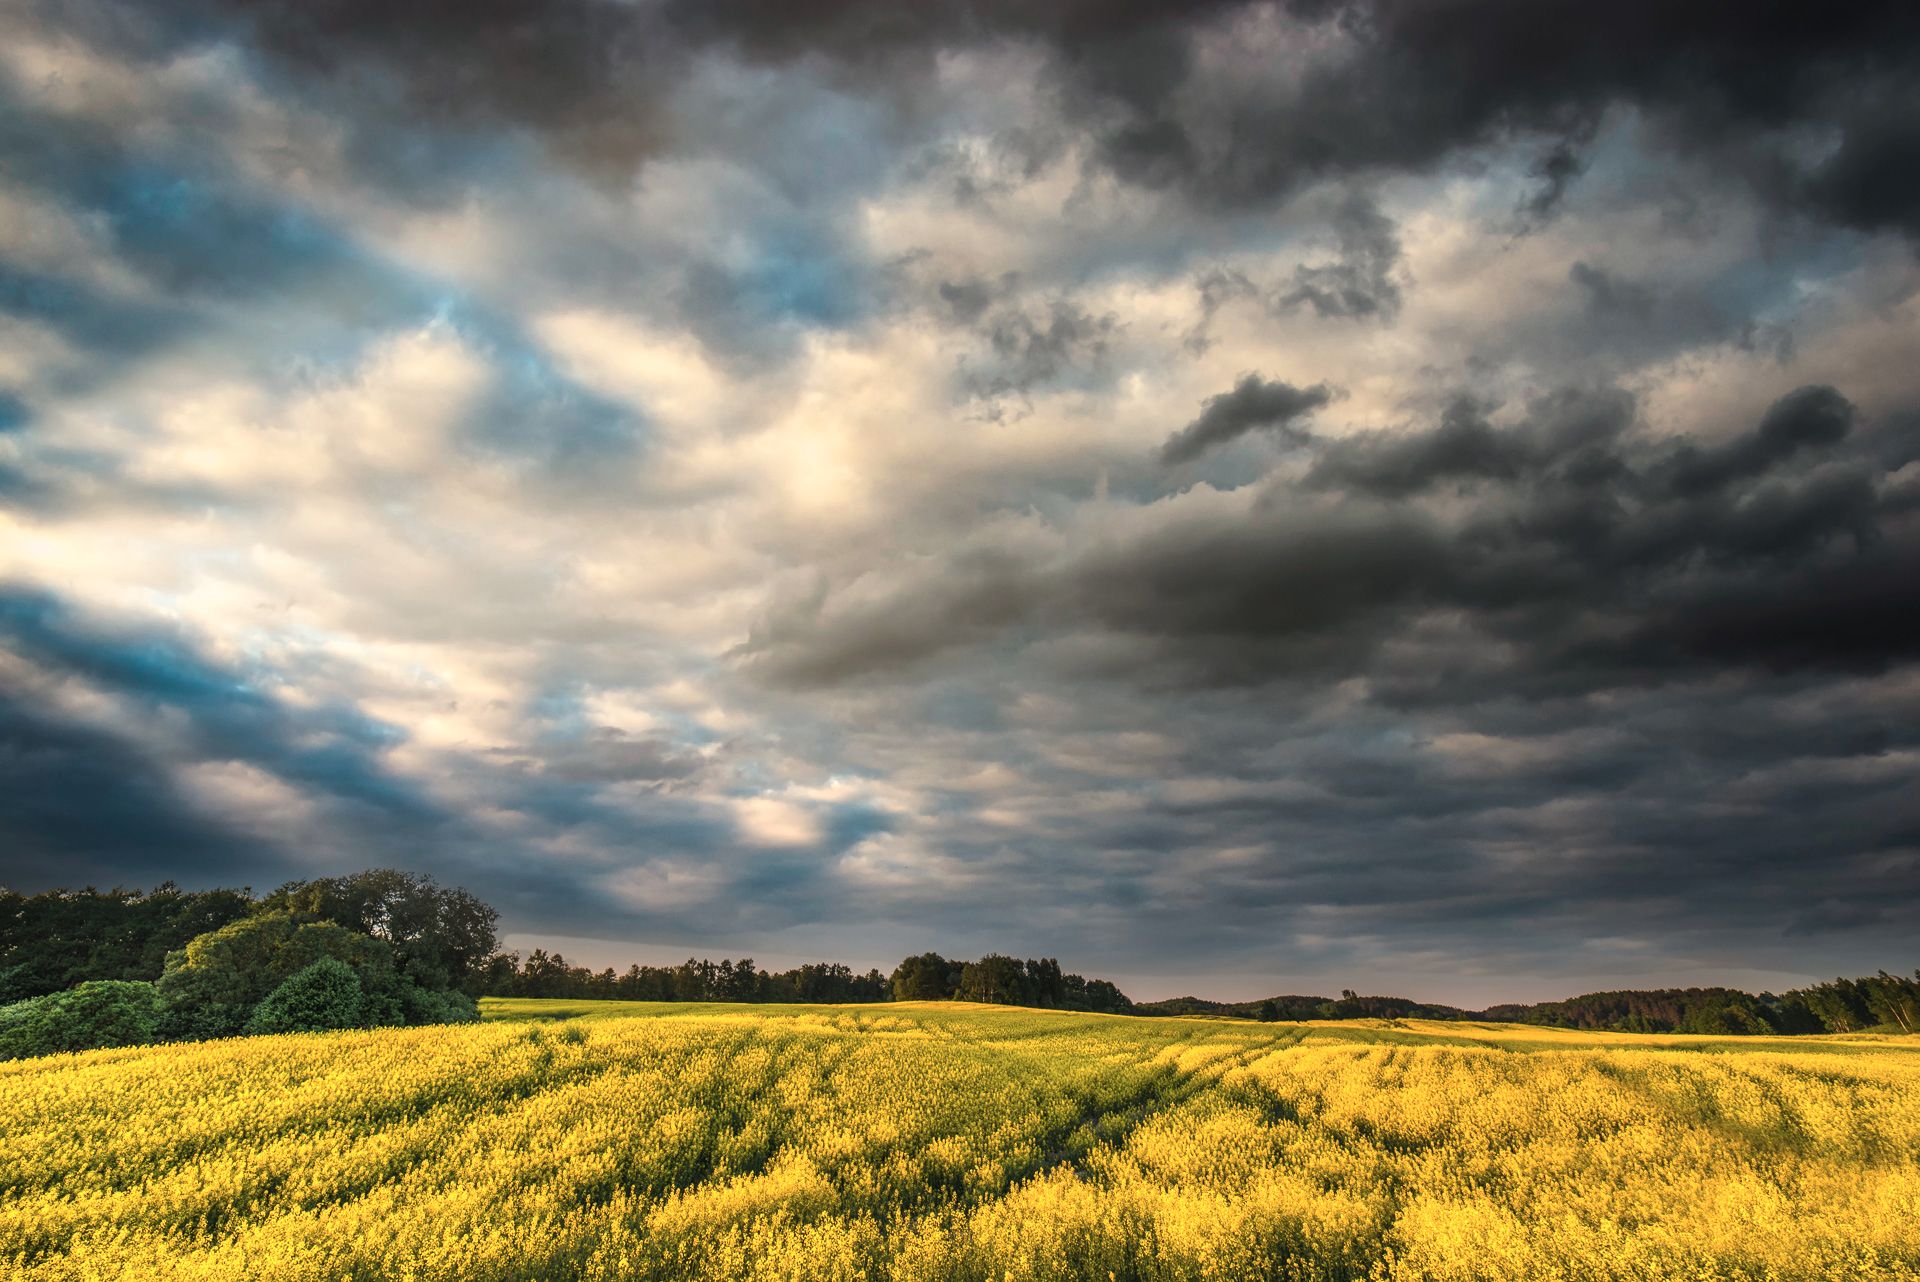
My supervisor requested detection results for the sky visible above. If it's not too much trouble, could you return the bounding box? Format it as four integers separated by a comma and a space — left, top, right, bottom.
2, 0, 1918, 1004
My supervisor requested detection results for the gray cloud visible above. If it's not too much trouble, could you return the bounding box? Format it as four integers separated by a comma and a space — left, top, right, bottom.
27, 0, 1902, 242
1277, 191, 1404, 320
494, 730, 709, 787
1160, 376, 1337, 464
756, 385, 1917, 697
0, 588, 442, 829
0, 686, 276, 888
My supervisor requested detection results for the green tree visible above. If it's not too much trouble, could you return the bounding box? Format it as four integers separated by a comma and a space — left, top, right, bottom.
0, 980, 160, 1059
262, 869, 499, 991
155, 912, 390, 1039
1795, 978, 1875, 1032
957, 955, 1027, 1005
0, 884, 254, 1002
244, 958, 365, 1034
1862, 971, 1920, 1034
890, 952, 955, 1001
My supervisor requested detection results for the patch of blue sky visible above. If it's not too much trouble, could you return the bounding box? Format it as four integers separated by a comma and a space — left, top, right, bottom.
424, 296, 653, 479
741, 242, 864, 327
714, 220, 873, 332
1698, 231, 1865, 322
524, 685, 601, 740
0, 390, 28, 432
5, 98, 646, 474
0, 588, 267, 708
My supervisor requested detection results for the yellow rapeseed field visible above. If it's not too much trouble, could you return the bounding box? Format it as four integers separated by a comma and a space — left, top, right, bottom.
3, 1001, 1917, 1281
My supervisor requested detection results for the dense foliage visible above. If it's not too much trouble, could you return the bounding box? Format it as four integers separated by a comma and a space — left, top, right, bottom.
0, 871, 488, 1058
1791, 973, 1920, 1034
0, 883, 255, 1002
262, 870, 500, 992
152, 910, 476, 1041
1480, 987, 1802, 1035
0, 979, 160, 1060
1483, 975, 1920, 1036
891, 952, 1134, 1013
244, 957, 367, 1035
3, 1003, 1916, 1280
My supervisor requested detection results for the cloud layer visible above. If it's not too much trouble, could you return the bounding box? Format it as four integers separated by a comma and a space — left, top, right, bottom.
2, 0, 1918, 1000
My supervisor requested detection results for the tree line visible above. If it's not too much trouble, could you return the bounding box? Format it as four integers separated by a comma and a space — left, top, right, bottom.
5, 872, 1917, 1059
476, 949, 1134, 1013
1135, 991, 1465, 1022
1479, 977, 1920, 1036
886, 952, 1134, 1012
481, 951, 892, 1004
1141, 978, 1920, 1036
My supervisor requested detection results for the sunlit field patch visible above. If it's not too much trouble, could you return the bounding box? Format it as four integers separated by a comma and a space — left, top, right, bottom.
4, 1002, 1917, 1280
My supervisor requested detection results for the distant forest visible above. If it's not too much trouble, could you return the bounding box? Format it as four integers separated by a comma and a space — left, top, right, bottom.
1132, 982, 1920, 1036
483, 948, 1134, 1013
3, 875, 1917, 1061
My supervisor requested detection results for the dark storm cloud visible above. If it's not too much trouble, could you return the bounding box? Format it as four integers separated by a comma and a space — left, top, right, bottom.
40, 0, 1912, 242
1063, 0, 1920, 228
0, 591, 758, 932
754, 383, 1919, 696
794, 0, 1919, 237
1304, 395, 1539, 498
1662, 385, 1856, 497
0, 589, 432, 892
168, 0, 1228, 180
949, 655, 1920, 981
1561, 261, 1760, 367
0, 588, 442, 830
1518, 138, 1590, 224
1160, 375, 1336, 464
812, 647, 1919, 984
1182, 193, 1404, 353
0, 687, 275, 888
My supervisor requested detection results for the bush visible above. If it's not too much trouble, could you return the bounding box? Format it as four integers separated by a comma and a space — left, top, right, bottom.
0, 995, 43, 1059
154, 909, 483, 1041
401, 984, 479, 1025
245, 958, 365, 1034
156, 912, 388, 1039
350, 978, 477, 1028
0, 980, 160, 1059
